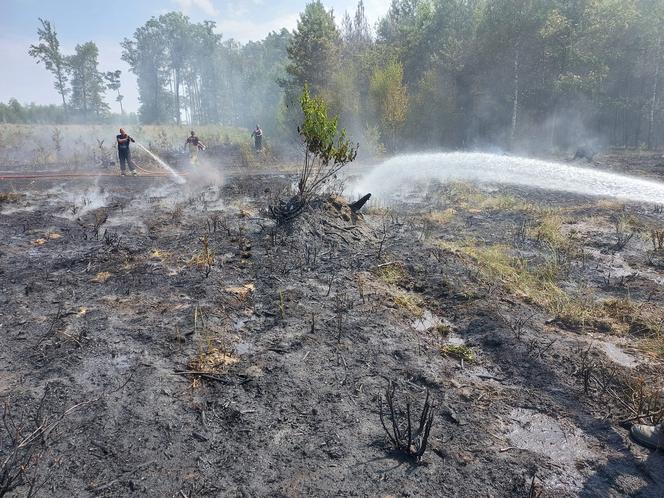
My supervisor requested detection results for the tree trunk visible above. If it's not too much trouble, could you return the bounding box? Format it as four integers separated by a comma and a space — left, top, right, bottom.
510, 43, 520, 149
648, 38, 661, 149
549, 107, 558, 149
82, 72, 87, 117
57, 67, 68, 113
175, 69, 181, 125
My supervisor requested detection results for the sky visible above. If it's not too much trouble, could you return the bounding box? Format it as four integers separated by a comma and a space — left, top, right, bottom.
1, 0, 389, 113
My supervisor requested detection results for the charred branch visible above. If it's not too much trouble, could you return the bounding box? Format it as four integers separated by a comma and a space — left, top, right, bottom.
379, 381, 435, 461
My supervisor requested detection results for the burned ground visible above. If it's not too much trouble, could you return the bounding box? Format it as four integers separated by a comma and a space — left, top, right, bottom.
1, 154, 664, 497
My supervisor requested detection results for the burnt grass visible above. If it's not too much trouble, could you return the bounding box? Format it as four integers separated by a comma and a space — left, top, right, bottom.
1, 152, 664, 497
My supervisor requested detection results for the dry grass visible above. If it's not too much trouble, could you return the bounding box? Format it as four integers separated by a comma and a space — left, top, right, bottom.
188, 306, 238, 378
439, 240, 595, 327
149, 249, 172, 261
649, 226, 664, 251
0, 192, 23, 203
0, 123, 247, 168
602, 299, 664, 337
189, 234, 215, 277
445, 182, 529, 212
225, 283, 255, 301
392, 290, 424, 317
31, 232, 62, 245
595, 199, 626, 211
424, 208, 457, 225
188, 348, 238, 374
374, 262, 409, 286
529, 212, 573, 252
440, 344, 476, 362
440, 239, 664, 337
91, 271, 112, 283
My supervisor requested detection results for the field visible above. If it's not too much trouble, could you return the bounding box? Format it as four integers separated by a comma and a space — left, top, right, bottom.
0, 124, 264, 171
1, 148, 664, 496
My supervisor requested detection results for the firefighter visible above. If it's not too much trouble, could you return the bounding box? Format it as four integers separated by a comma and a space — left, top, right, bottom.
185, 130, 206, 164
116, 128, 137, 176
251, 125, 263, 151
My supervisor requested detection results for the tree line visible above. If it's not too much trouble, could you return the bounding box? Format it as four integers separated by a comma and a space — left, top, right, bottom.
283, 0, 664, 151
119, 11, 291, 136
0, 99, 135, 125
18, 1, 664, 151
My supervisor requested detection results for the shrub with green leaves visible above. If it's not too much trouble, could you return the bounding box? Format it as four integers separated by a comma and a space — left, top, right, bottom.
297, 84, 358, 198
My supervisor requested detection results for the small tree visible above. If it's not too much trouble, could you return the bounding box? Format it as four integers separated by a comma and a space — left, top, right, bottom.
104, 70, 124, 114
297, 83, 358, 199
270, 84, 358, 223
370, 61, 408, 152
28, 19, 69, 112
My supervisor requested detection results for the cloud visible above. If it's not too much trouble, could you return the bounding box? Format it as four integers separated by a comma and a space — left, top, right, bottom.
0, 35, 61, 104
216, 13, 298, 42
172, 0, 219, 17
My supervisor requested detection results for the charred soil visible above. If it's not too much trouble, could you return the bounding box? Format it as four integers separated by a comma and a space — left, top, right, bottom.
1, 154, 664, 497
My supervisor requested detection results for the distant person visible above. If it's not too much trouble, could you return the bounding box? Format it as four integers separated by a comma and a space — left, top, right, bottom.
185, 130, 206, 164
116, 128, 137, 176
631, 422, 664, 450
572, 145, 596, 162
251, 125, 263, 151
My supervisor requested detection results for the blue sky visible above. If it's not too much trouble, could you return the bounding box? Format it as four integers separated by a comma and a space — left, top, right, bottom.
1, 0, 389, 113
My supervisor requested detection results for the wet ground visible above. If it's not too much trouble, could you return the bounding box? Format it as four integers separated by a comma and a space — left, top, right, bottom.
1, 152, 664, 497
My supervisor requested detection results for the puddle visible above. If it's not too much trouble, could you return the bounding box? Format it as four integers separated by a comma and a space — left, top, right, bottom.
507, 407, 591, 491
586, 247, 664, 286
445, 333, 465, 345
111, 353, 132, 372
412, 310, 440, 332
412, 309, 455, 333
235, 342, 253, 355
584, 336, 642, 368
600, 342, 639, 368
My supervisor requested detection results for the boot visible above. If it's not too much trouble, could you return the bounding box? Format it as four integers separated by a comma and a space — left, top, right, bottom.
631, 423, 664, 449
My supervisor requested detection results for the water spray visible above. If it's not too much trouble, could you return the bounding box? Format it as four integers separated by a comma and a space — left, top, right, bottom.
134, 142, 186, 184
351, 152, 664, 205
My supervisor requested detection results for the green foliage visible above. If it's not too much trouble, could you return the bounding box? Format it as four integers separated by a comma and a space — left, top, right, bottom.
370, 61, 409, 151
123, 14, 291, 130
297, 84, 358, 197
104, 70, 124, 113
0, 100, 66, 124
16, 2, 664, 149
285, 1, 341, 95
67, 42, 108, 119
28, 18, 69, 110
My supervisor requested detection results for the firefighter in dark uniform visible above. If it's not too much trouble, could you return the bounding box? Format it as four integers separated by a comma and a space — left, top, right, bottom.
116, 128, 137, 176
185, 131, 205, 164
251, 125, 263, 151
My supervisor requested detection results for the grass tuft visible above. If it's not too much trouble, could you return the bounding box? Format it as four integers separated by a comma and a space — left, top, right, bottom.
440, 344, 476, 362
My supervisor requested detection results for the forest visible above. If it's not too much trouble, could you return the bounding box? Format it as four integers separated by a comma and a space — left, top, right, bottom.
4, 0, 664, 152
